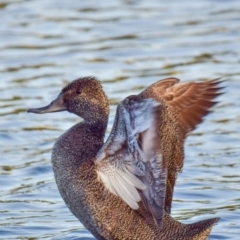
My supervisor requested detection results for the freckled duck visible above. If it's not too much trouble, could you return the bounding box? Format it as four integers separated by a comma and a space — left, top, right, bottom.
28, 77, 222, 240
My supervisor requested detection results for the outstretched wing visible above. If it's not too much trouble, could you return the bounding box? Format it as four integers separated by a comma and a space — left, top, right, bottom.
96, 95, 166, 226
140, 78, 223, 213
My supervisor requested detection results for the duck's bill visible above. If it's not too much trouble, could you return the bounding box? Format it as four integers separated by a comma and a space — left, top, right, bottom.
27, 94, 66, 114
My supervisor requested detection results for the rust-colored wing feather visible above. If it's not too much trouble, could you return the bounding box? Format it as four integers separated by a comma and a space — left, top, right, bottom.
141, 78, 223, 137
140, 78, 223, 213
162, 79, 223, 134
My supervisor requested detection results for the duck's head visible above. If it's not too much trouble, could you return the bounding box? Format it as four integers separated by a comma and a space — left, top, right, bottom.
28, 76, 109, 123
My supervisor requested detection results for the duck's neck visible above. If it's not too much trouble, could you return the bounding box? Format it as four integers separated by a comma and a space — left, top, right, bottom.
77, 100, 109, 129
53, 113, 108, 165
85, 117, 108, 141
85, 104, 109, 135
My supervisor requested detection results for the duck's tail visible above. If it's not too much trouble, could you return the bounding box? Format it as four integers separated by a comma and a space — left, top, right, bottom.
161, 213, 219, 240
185, 217, 219, 240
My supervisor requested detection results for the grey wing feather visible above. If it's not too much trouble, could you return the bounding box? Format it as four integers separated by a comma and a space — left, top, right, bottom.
96, 95, 166, 227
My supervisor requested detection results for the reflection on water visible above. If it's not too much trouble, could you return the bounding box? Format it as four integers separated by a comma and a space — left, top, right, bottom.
1, 0, 240, 239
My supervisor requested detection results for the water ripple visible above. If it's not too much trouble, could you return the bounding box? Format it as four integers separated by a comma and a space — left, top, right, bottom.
1, 0, 240, 239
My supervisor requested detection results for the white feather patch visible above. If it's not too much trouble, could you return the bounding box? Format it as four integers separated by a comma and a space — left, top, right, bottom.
97, 166, 146, 209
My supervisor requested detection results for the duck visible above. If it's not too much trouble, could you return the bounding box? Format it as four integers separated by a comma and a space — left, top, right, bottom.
28, 77, 222, 240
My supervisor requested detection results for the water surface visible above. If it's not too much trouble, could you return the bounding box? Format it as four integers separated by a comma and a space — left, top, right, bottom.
1, 0, 240, 239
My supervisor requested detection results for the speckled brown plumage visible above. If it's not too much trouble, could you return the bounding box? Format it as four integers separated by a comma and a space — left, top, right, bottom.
28, 77, 221, 240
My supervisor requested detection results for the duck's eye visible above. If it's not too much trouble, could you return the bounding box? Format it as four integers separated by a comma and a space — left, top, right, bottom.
76, 89, 82, 94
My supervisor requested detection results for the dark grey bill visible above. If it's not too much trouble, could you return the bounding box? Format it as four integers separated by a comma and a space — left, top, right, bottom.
27, 94, 66, 114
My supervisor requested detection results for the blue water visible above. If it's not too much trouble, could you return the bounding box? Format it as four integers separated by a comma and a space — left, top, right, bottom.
1, 0, 240, 239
